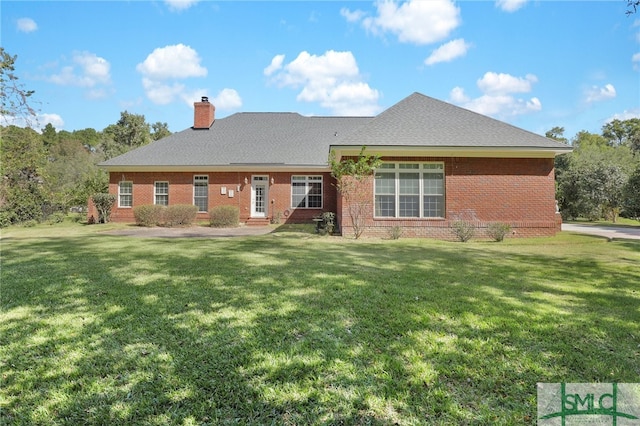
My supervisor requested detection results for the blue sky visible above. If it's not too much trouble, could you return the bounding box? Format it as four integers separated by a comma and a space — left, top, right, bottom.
3, 0, 639, 140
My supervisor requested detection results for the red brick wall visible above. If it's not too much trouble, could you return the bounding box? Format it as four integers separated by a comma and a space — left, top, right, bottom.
103, 171, 337, 224
339, 156, 560, 239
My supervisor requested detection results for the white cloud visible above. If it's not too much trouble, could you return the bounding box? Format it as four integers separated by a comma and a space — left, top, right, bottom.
264, 54, 285, 76
137, 44, 208, 105
495, 0, 527, 12
585, 83, 616, 103
165, 0, 199, 12
449, 72, 542, 118
142, 78, 186, 105
266, 50, 381, 116
49, 52, 111, 90
607, 109, 640, 122
632, 52, 640, 71
17, 17, 37, 33
477, 72, 537, 95
137, 44, 207, 80
347, 0, 460, 45
39, 113, 65, 130
425, 38, 471, 65
340, 8, 366, 23
212, 88, 242, 110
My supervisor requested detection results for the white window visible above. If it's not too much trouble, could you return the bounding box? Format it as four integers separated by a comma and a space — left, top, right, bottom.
119, 181, 132, 208
374, 163, 444, 218
193, 175, 208, 212
154, 182, 168, 206
291, 175, 323, 209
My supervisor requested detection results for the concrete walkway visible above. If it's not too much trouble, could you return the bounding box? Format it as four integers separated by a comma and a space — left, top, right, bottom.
561, 223, 640, 240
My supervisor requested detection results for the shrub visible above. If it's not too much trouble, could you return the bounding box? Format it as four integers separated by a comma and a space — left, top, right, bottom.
0, 211, 17, 228
134, 205, 165, 227
388, 226, 403, 240
271, 211, 282, 225
452, 220, 475, 242
165, 204, 198, 226
91, 193, 116, 223
486, 222, 512, 242
46, 212, 66, 225
209, 205, 240, 228
22, 219, 39, 228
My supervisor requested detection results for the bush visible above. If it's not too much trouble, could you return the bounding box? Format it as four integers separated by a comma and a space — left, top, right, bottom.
91, 193, 116, 224
388, 226, 403, 240
46, 212, 66, 225
452, 220, 475, 242
165, 204, 198, 226
134, 205, 165, 227
486, 222, 512, 242
0, 211, 17, 228
209, 205, 240, 228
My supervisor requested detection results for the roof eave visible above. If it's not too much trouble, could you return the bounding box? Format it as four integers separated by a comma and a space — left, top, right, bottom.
99, 164, 331, 173
330, 145, 573, 160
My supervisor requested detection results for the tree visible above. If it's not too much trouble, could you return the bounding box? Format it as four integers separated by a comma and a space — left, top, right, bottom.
100, 111, 151, 159
330, 146, 381, 239
151, 122, 171, 141
91, 193, 116, 223
0, 126, 47, 223
627, 0, 639, 14
0, 48, 37, 126
602, 118, 640, 147
545, 126, 568, 144
622, 166, 640, 220
556, 141, 634, 222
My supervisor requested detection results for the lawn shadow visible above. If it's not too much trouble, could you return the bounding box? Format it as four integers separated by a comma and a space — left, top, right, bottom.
2, 233, 639, 424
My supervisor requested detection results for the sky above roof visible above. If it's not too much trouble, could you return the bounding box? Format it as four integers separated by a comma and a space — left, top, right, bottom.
3, 0, 639, 140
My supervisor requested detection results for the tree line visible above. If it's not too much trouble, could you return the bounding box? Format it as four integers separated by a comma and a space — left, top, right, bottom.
1, 47, 639, 226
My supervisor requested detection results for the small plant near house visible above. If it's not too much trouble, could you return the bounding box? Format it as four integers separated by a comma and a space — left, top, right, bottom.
321, 211, 336, 235
209, 205, 239, 228
486, 222, 512, 242
388, 225, 403, 240
91, 193, 116, 224
165, 204, 198, 226
451, 220, 475, 242
329, 146, 381, 239
133, 205, 165, 227
270, 211, 282, 225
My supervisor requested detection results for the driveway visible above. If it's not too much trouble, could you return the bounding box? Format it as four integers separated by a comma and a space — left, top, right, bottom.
561, 223, 640, 240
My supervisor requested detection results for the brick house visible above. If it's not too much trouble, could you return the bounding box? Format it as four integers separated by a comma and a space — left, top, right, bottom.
98, 92, 571, 238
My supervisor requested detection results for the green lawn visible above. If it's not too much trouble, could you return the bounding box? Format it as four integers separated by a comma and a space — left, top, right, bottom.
1, 223, 639, 425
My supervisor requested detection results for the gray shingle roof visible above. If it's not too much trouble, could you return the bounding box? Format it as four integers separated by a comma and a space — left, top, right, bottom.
337, 92, 569, 149
100, 92, 570, 169
100, 113, 372, 168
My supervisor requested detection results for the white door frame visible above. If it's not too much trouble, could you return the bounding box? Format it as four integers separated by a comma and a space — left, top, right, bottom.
250, 175, 269, 218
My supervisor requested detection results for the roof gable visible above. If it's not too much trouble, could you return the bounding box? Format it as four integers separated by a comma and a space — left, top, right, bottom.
336, 92, 567, 150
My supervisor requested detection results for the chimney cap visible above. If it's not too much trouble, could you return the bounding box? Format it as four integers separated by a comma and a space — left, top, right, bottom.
201, 96, 209, 103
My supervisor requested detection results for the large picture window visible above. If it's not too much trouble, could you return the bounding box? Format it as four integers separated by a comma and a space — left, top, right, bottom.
291, 175, 322, 208
119, 181, 132, 207
193, 175, 208, 212
375, 163, 444, 218
154, 182, 169, 206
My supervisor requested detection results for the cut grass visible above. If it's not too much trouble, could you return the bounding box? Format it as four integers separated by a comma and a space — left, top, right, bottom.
1, 224, 639, 425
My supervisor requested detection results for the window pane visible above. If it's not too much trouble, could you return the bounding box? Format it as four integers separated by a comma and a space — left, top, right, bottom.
375, 173, 395, 195
399, 173, 419, 194
399, 195, 420, 217
423, 173, 443, 195
375, 195, 395, 217
194, 176, 208, 212
399, 163, 419, 169
119, 182, 132, 207
424, 195, 444, 217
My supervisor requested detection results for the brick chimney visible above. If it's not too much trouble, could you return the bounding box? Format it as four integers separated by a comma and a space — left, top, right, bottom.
193, 96, 215, 129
